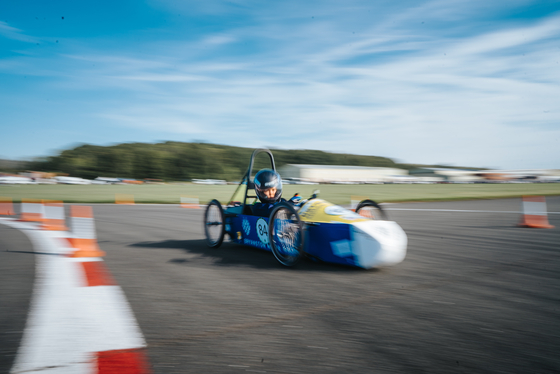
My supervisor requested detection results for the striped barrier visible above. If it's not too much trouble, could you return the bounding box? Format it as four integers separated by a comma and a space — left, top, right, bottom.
20, 199, 44, 223
79, 260, 151, 373
0, 197, 14, 215
41, 200, 68, 231
67, 205, 106, 257
95, 348, 151, 374
518, 196, 554, 229
0, 218, 151, 374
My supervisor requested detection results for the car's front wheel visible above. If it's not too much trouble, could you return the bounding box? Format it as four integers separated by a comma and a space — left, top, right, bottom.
204, 199, 225, 247
268, 202, 304, 267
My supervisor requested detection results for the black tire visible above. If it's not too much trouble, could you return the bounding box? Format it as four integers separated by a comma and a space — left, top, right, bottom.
268, 202, 304, 267
355, 199, 387, 220
204, 199, 225, 248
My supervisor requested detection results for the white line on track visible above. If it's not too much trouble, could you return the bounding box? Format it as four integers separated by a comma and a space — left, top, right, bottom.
383, 208, 560, 214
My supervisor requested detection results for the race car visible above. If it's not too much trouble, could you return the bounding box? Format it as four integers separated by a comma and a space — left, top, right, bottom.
204, 149, 407, 268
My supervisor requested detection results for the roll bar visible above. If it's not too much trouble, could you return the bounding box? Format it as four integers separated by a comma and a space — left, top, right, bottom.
246, 148, 276, 182
244, 148, 276, 209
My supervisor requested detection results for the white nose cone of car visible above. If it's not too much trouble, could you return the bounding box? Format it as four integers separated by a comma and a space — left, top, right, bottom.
348, 220, 408, 269
299, 198, 408, 269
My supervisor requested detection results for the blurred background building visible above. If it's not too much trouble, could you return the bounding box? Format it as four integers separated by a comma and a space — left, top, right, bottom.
279, 164, 408, 184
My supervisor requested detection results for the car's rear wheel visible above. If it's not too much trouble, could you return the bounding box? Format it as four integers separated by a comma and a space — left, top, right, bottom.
355, 199, 387, 220
269, 202, 304, 267
204, 199, 225, 247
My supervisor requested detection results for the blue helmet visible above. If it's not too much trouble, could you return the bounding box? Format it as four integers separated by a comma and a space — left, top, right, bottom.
254, 169, 282, 203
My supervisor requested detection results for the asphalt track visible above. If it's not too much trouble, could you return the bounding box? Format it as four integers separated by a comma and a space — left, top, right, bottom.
3, 197, 560, 373
0, 226, 35, 373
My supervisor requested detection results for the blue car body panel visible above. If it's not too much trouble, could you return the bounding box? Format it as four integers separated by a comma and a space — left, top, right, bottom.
226, 212, 360, 267
227, 214, 272, 252
304, 223, 357, 267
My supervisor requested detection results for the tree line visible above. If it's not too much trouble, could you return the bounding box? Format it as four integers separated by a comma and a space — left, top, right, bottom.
26, 141, 407, 181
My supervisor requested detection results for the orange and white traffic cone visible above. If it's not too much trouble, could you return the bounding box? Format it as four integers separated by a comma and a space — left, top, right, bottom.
41, 200, 68, 231
180, 195, 200, 209
67, 205, 106, 257
115, 194, 135, 205
0, 197, 14, 215
20, 199, 45, 223
518, 196, 554, 229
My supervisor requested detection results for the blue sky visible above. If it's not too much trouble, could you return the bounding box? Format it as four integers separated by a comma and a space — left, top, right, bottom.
1, 0, 559, 169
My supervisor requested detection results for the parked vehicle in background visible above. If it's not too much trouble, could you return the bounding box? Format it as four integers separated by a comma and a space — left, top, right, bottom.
120, 178, 144, 184
93, 177, 121, 184
537, 176, 560, 183
0, 176, 35, 184
281, 177, 319, 185
54, 176, 92, 185
193, 179, 227, 185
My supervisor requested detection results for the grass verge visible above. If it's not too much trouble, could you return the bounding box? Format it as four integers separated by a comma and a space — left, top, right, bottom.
1, 183, 559, 205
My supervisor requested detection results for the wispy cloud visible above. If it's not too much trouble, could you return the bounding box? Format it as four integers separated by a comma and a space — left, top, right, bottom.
202, 34, 237, 45
0, 21, 39, 43
451, 16, 560, 55
2, 1, 559, 168
90, 11, 560, 167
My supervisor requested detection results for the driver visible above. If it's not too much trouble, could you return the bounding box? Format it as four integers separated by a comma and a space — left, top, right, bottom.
252, 169, 284, 217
